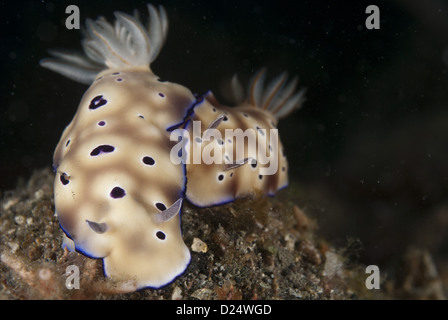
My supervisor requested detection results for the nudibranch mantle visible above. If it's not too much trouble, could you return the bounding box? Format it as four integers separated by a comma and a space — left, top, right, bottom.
41, 4, 305, 291
46, 5, 193, 290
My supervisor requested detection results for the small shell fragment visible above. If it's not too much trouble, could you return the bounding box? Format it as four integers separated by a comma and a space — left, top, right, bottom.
171, 286, 182, 300
2, 198, 19, 211
14, 215, 25, 225
191, 237, 208, 253
191, 288, 215, 300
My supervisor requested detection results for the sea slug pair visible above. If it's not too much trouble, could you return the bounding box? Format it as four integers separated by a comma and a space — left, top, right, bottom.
41, 4, 305, 290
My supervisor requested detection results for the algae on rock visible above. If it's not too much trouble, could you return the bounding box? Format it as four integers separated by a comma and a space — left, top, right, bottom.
2, 167, 435, 300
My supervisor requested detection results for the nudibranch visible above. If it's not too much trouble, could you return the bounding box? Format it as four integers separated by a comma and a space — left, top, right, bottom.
42, 5, 193, 289
41, 4, 305, 290
178, 70, 306, 207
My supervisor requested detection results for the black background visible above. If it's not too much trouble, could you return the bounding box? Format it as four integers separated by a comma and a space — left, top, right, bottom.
1, 0, 447, 273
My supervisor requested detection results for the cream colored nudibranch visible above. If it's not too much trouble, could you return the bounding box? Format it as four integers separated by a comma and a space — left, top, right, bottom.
182, 69, 306, 207
41, 5, 193, 289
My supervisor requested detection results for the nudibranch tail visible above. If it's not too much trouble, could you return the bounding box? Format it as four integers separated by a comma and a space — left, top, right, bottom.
40, 4, 168, 84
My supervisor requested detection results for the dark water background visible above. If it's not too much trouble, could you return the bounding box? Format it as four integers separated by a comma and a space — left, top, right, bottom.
1, 0, 447, 275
